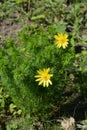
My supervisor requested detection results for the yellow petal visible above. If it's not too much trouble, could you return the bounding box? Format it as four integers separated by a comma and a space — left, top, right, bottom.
49, 80, 52, 85
39, 80, 43, 85
43, 81, 46, 87
35, 75, 41, 78
35, 78, 42, 81
46, 81, 49, 87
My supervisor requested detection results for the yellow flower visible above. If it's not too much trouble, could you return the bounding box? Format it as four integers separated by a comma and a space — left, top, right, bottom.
35, 68, 53, 87
54, 33, 69, 49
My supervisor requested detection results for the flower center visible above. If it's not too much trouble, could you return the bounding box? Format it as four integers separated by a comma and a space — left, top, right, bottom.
43, 74, 49, 80
61, 37, 66, 43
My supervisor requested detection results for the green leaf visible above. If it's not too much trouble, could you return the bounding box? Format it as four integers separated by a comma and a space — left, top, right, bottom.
17, 109, 22, 115
31, 14, 45, 20
9, 103, 16, 113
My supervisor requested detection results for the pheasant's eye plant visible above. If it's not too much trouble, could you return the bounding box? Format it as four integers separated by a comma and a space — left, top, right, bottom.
0, 23, 75, 122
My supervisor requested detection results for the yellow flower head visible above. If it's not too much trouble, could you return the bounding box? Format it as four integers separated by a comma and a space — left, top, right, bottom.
35, 68, 53, 87
54, 33, 69, 49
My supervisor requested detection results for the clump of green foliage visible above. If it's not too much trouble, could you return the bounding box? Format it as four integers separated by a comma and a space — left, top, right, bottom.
0, 22, 75, 121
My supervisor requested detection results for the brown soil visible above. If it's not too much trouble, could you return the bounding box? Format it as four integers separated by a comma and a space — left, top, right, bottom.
0, 20, 21, 39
